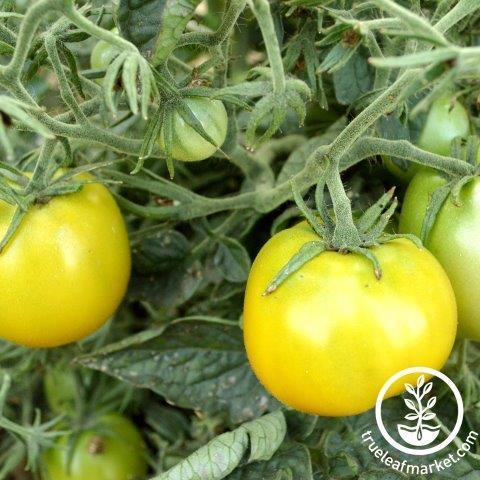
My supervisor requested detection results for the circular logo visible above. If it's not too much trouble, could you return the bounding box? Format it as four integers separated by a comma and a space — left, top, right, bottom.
375, 367, 463, 456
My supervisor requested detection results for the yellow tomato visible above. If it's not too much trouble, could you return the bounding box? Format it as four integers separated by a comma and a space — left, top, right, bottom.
0, 174, 131, 348
243, 223, 457, 416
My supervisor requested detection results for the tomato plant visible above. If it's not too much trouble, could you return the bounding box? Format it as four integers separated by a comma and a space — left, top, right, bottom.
400, 169, 480, 341
1, 1, 480, 479
42, 413, 147, 480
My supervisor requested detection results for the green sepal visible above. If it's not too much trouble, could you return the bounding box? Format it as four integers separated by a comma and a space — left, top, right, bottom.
58, 41, 85, 99
136, 103, 164, 173
357, 187, 395, 234
291, 184, 325, 239
420, 181, 453, 242
314, 173, 334, 237
362, 197, 398, 244
451, 175, 475, 207
465, 135, 480, 166
350, 246, 382, 280
162, 108, 175, 179
0, 207, 27, 254
176, 99, 219, 149
264, 241, 325, 295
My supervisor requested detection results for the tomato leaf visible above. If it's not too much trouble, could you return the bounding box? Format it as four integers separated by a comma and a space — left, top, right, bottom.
214, 237, 251, 284
132, 229, 190, 273
116, 0, 202, 63
332, 49, 373, 106
129, 258, 203, 308
152, 410, 287, 480
77, 320, 279, 424
225, 442, 313, 480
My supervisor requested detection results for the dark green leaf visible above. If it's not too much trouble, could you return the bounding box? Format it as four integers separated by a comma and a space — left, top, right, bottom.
214, 237, 251, 283
226, 442, 313, 480
132, 229, 190, 273
116, 0, 202, 63
77, 320, 279, 423
153, 411, 286, 480
332, 50, 373, 106
129, 259, 203, 308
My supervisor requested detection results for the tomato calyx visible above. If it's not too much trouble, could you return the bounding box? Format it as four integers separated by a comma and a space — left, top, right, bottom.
264, 178, 421, 295
0, 167, 95, 254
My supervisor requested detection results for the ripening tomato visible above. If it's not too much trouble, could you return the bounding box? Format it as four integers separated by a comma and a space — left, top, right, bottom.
158, 97, 228, 162
42, 413, 147, 480
400, 169, 480, 341
385, 95, 470, 181
243, 222, 457, 416
90, 28, 120, 75
0, 173, 131, 348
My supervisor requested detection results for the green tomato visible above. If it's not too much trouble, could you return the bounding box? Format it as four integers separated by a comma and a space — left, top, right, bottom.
42, 413, 148, 480
158, 97, 228, 162
90, 28, 120, 77
399, 169, 480, 340
385, 95, 471, 182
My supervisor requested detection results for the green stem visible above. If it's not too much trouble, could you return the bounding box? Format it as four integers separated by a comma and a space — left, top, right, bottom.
1, 0, 60, 80
248, 0, 286, 94
25, 138, 58, 193
177, 0, 246, 47
326, 166, 361, 248
61, 2, 137, 53
226, 146, 274, 185
351, 138, 474, 176
324, 69, 419, 165
434, 0, 480, 33
373, 0, 449, 46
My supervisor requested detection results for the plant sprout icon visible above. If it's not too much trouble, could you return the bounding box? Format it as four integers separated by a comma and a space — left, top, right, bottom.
397, 375, 441, 447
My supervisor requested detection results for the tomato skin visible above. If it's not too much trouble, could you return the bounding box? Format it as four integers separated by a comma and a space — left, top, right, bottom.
42, 413, 147, 480
384, 95, 470, 181
158, 97, 228, 162
0, 174, 131, 348
90, 29, 119, 74
243, 223, 457, 416
399, 169, 480, 341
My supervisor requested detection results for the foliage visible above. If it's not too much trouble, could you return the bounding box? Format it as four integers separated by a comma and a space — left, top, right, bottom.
0, 0, 480, 479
